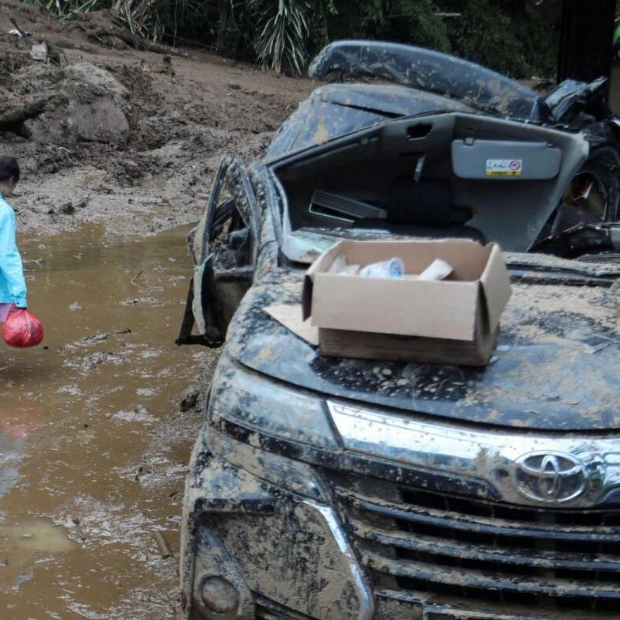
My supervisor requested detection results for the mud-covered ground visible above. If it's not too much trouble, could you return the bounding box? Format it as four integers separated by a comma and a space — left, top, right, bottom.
0, 0, 313, 239
0, 1, 312, 618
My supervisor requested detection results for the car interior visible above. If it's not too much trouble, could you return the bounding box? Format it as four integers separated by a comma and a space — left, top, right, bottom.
272, 112, 589, 253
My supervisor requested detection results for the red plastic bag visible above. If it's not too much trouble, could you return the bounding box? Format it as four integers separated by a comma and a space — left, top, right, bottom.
2, 308, 44, 348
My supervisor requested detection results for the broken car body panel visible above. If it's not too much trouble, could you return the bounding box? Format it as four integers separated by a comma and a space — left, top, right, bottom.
308, 40, 546, 121
179, 41, 620, 620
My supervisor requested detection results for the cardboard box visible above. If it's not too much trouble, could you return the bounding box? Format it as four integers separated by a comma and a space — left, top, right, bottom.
302, 239, 512, 366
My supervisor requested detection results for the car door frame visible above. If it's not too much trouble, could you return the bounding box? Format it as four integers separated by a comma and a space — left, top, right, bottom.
176, 154, 260, 347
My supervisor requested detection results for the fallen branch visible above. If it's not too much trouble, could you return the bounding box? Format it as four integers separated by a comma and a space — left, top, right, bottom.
78, 329, 132, 345
9, 17, 27, 37
85, 24, 187, 58
130, 269, 144, 285
0, 97, 50, 130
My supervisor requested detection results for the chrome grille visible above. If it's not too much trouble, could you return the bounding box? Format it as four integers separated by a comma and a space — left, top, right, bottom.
327, 473, 620, 614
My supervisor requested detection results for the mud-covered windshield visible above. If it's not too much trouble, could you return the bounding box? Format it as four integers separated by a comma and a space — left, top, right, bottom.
265, 83, 474, 160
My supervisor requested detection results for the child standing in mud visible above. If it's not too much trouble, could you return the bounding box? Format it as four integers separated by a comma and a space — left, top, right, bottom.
0, 155, 27, 322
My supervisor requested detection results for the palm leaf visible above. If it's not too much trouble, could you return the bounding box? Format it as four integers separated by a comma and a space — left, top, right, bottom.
250, 0, 310, 75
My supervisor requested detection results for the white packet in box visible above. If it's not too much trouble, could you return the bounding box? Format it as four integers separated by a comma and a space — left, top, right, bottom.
416, 258, 453, 281
359, 257, 404, 278
328, 254, 360, 276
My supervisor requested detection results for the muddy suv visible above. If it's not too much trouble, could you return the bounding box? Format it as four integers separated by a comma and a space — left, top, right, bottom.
177, 41, 620, 620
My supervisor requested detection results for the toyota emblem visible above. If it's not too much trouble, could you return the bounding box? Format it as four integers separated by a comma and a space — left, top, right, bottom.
513, 451, 588, 503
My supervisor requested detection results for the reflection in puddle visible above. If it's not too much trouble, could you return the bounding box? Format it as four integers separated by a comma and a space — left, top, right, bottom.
0, 224, 211, 619
0, 405, 45, 439
0, 519, 77, 560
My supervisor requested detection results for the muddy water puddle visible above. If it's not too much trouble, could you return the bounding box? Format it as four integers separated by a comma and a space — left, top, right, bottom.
0, 224, 213, 619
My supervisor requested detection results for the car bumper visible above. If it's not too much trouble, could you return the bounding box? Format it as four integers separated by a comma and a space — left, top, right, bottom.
181, 442, 620, 620
180, 440, 373, 620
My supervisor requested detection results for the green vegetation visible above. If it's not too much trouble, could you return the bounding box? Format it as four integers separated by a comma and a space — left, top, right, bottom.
250, 0, 310, 74
21, 0, 565, 78
24, 0, 113, 19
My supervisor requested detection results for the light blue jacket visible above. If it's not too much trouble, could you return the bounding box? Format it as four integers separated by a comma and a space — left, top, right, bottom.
0, 193, 27, 308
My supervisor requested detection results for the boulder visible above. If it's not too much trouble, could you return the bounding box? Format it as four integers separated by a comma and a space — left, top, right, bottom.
60, 62, 131, 144
66, 97, 130, 144
63, 62, 130, 106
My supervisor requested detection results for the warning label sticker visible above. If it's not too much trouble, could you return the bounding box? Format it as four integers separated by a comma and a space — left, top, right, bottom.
485, 159, 523, 177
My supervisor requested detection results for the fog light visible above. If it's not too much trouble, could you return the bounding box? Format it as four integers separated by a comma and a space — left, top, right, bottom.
200, 576, 240, 614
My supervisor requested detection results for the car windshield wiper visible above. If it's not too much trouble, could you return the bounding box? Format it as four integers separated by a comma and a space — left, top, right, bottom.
328, 72, 499, 117
508, 267, 619, 287
328, 99, 404, 119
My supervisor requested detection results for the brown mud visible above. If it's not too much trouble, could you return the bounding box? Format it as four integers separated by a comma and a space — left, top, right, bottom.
1, 225, 217, 619
0, 0, 313, 238
0, 1, 313, 618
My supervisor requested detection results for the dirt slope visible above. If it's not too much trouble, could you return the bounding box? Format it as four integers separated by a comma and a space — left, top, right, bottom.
0, 0, 314, 239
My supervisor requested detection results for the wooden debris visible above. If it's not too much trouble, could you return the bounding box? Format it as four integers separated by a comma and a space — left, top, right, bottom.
9, 17, 28, 38
0, 97, 50, 131
153, 531, 172, 559
80, 22, 187, 58
130, 269, 144, 285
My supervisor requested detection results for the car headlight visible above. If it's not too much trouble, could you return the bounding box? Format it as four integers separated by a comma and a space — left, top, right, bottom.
206, 357, 337, 501
208, 356, 340, 450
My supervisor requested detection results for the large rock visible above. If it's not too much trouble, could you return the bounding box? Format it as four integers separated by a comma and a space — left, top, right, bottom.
66, 97, 130, 144
61, 62, 131, 144
63, 63, 130, 105
14, 61, 133, 147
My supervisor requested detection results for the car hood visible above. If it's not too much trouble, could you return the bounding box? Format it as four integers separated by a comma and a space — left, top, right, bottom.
225, 267, 620, 432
